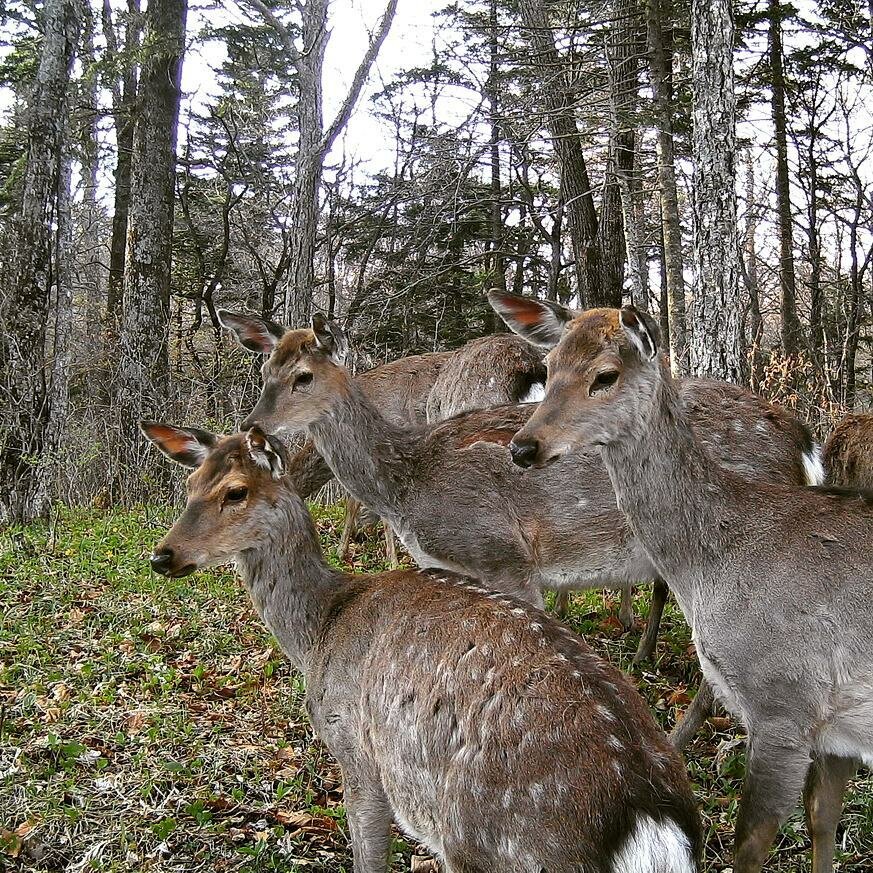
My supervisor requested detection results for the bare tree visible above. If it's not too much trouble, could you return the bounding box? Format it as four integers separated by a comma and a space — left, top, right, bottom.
688, 0, 743, 381
0, 0, 81, 524
246, 0, 399, 323
115, 0, 188, 460
646, 0, 686, 373
769, 0, 803, 360
517, 0, 621, 308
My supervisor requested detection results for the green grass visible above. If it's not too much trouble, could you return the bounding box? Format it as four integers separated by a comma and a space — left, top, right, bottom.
1, 506, 871, 871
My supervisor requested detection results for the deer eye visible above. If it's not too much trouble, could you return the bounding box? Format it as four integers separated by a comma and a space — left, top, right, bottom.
225, 486, 248, 504
293, 372, 313, 390
590, 370, 619, 396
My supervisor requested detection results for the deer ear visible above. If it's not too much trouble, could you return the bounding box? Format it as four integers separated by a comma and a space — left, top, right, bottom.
310, 313, 349, 365
488, 291, 575, 350
245, 427, 286, 479
140, 422, 218, 468
619, 306, 660, 361
218, 309, 286, 355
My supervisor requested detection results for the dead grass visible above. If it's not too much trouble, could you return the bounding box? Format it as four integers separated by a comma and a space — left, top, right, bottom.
1, 506, 870, 871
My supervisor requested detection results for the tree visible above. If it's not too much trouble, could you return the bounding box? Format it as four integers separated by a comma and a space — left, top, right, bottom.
0, 0, 81, 523
688, 0, 743, 381
115, 0, 187, 463
646, 0, 687, 373
102, 0, 141, 326
769, 0, 803, 360
247, 0, 399, 324
517, 0, 622, 308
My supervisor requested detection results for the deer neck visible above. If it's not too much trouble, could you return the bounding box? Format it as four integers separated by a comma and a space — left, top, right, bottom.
600, 363, 741, 615
307, 378, 418, 523
235, 488, 341, 673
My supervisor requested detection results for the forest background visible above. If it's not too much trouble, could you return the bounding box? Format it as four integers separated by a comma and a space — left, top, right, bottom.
0, 0, 871, 523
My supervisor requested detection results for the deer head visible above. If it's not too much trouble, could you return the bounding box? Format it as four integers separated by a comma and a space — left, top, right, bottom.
218, 310, 350, 435
503, 304, 664, 468
141, 422, 289, 576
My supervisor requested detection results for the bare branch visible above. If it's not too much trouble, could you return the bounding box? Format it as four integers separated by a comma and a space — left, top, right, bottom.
320, 0, 398, 156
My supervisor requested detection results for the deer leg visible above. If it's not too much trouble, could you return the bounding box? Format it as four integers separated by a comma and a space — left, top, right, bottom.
339, 497, 361, 563
803, 753, 856, 873
733, 732, 811, 873
669, 678, 714, 750
382, 520, 398, 568
618, 584, 634, 632
633, 578, 669, 664
554, 590, 570, 618
344, 776, 392, 873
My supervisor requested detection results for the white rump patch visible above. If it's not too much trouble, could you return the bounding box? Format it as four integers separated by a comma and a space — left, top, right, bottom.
802, 445, 826, 486
611, 815, 695, 873
520, 382, 545, 404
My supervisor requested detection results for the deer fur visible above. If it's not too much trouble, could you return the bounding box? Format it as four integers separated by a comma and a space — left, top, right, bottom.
488, 290, 822, 670
142, 422, 701, 873
824, 412, 873, 489
508, 306, 872, 873
219, 310, 546, 567
230, 314, 817, 647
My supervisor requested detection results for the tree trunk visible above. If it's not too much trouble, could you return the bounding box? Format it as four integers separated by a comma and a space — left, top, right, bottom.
646, 0, 687, 373
79, 5, 103, 353
517, 0, 615, 307
103, 0, 141, 327
115, 0, 187, 470
605, 0, 643, 306
769, 0, 802, 359
486, 0, 506, 303
0, 0, 81, 524
284, 0, 328, 325
688, 0, 742, 382
37, 144, 76, 508
743, 152, 764, 391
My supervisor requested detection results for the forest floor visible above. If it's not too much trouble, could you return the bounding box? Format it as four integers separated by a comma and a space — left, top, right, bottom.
1, 506, 871, 872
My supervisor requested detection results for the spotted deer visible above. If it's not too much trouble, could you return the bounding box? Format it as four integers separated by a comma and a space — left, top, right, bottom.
218, 310, 545, 568
823, 412, 873, 489
142, 422, 701, 873
488, 291, 823, 743
507, 305, 873, 873
230, 310, 818, 673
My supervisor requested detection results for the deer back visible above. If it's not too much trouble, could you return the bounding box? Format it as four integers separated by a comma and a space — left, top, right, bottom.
425, 333, 545, 421
824, 413, 873, 488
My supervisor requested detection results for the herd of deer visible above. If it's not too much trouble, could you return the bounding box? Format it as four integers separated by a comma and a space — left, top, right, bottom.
140, 292, 873, 873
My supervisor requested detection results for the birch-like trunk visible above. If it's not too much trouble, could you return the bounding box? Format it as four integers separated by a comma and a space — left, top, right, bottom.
689, 0, 742, 382
0, 0, 80, 524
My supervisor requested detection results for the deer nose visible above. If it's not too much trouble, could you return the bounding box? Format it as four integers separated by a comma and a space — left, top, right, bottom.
510, 437, 540, 469
150, 547, 174, 575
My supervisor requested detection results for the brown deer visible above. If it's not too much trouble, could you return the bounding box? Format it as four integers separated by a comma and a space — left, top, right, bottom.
218, 310, 545, 569
142, 421, 701, 873
227, 312, 817, 680
507, 306, 873, 873
824, 412, 873, 489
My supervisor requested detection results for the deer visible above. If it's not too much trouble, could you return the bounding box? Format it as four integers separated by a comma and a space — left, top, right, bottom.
141, 421, 702, 873
506, 305, 873, 873
488, 290, 824, 744
222, 310, 819, 695
218, 310, 546, 571
823, 412, 873, 489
